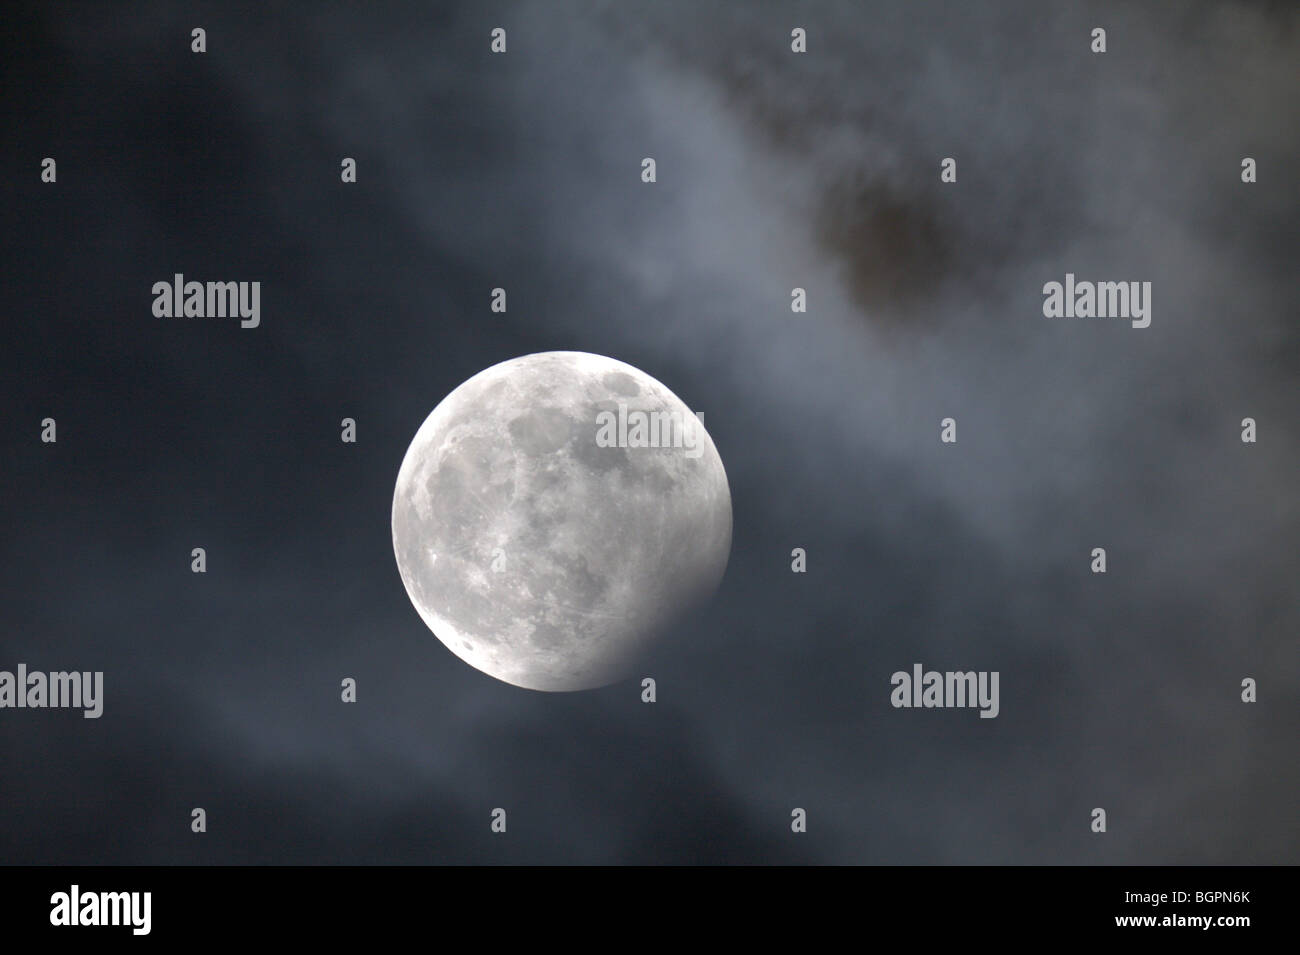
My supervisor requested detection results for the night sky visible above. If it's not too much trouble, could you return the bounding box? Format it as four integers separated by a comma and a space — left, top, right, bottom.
2, 1, 1296, 864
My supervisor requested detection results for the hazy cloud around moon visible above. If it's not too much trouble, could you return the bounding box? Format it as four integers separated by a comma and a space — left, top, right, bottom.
3, 0, 1294, 863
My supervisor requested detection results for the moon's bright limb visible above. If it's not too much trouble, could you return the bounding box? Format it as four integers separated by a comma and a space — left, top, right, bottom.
392, 352, 732, 691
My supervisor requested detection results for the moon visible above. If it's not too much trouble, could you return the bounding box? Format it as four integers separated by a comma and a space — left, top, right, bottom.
391, 351, 732, 691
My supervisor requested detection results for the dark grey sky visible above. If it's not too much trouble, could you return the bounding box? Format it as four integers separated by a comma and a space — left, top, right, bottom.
1, 0, 1295, 864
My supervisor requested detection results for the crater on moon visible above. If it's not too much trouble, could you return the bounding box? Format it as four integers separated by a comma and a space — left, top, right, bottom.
391, 351, 732, 691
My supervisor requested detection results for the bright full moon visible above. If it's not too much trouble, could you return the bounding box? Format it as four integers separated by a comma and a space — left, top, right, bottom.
392, 352, 732, 691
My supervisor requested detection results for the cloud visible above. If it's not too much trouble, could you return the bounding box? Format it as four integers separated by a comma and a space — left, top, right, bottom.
3, 0, 1294, 863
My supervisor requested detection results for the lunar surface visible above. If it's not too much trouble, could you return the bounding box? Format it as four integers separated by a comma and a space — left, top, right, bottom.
392, 351, 732, 691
